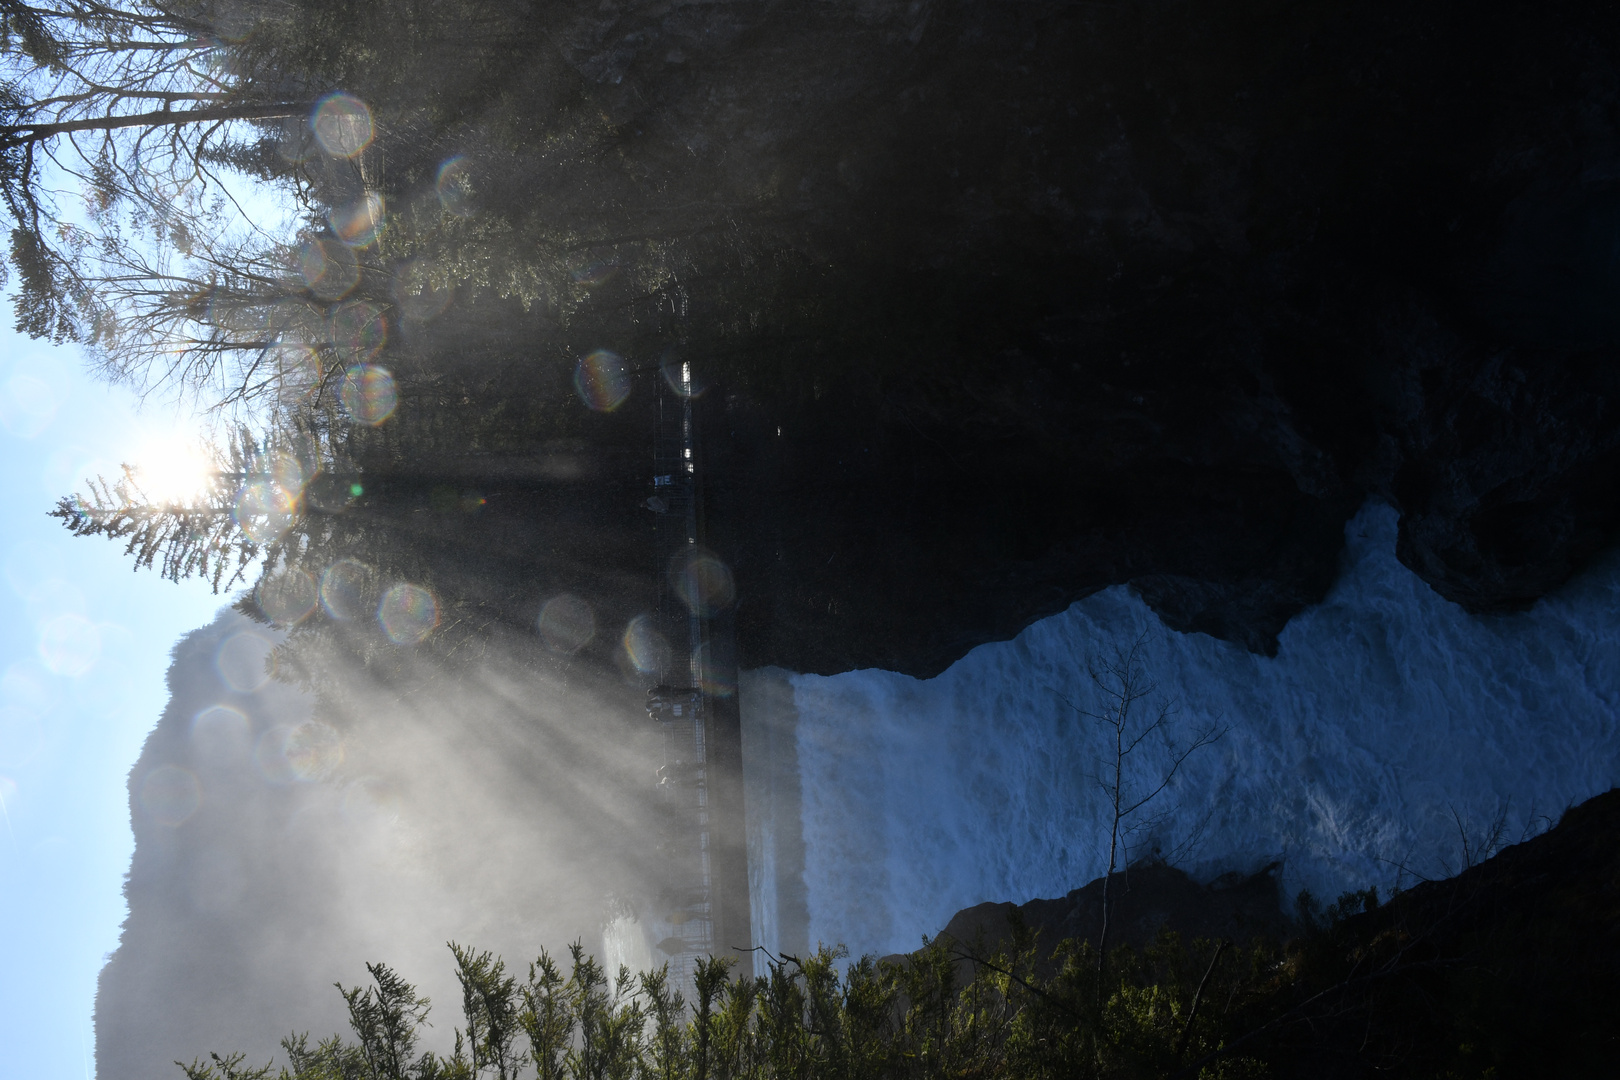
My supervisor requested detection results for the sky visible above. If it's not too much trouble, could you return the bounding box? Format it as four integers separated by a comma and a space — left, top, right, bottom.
0, 316, 225, 1080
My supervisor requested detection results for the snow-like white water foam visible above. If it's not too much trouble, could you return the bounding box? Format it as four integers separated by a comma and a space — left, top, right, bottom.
742, 501, 1620, 960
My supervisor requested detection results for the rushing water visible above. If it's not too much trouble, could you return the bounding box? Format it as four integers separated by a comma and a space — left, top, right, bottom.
742, 501, 1620, 962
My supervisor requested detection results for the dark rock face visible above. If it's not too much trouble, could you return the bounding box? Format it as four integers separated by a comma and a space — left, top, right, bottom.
926, 863, 1289, 972
324, 1, 1620, 679
608, 0, 1620, 674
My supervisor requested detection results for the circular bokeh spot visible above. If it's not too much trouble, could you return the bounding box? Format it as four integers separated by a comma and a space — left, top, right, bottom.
574, 350, 630, 412
257, 569, 317, 625
38, 613, 100, 676
660, 360, 706, 400
271, 451, 308, 496
670, 551, 736, 617
215, 632, 275, 693
234, 480, 297, 544
377, 583, 437, 644
285, 721, 344, 781
329, 302, 387, 365
436, 156, 475, 216
320, 559, 371, 620
297, 236, 359, 301
311, 93, 374, 158
537, 593, 596, 654
190, 704, 251, 763
693, 640, 738, 698
622, 615, 672, 677
329, 190, 386, 247
339, 364, 397, 426
140, 765, 201, 826
254, 725, 297, 784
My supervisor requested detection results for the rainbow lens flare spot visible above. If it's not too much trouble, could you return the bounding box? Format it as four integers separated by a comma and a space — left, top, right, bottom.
670, 551, 736, 617
234, 480, 297, 544
660, 360, 705, 399
537, 594, 596, 654
256, 569, 317, 625
574, 350, 631, 412
190, 704, 250, 763
694, 640, 737, 698
329, 190, 386, 247
297, 236, 359, 301
339, 364, 397, 426
215, 632, 275, 693
377, 583, 437, 644
622, 614, 671, 676
311, 93, 374, 158
285, 721, 344, 781
254, 725, 297, 784
320, 559, 371, 621
329, 302, 387, 365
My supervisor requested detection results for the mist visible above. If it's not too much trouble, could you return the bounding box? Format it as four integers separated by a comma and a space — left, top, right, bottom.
96, 609, 664, 1080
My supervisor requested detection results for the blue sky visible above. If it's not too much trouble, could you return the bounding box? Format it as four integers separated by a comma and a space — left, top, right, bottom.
0, 317, 225, 1080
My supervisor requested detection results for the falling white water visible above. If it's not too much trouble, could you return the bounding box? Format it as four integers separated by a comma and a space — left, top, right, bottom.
741, 501, 1620, 962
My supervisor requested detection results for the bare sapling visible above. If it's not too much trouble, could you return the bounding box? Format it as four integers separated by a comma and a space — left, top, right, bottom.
1060, 634, 1225, 1005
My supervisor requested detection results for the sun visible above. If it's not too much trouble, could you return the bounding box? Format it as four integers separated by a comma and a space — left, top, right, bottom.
131, 435, 214, 504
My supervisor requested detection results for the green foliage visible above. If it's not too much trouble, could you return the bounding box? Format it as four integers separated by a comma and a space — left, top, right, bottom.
182, 934, 1287, 1080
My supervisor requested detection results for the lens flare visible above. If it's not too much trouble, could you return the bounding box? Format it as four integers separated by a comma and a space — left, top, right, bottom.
670, 551, 736, 617
285, 721, 344, 781
215, 631, 275, 693
574, 350, 631, 412
270, 452, 308, 496
377, 583, 437, 644
329, 302, 387, 366
234, 479, 297, 544
297, 236, 359, 301
339, 364, 397, 426
256, 569, 317, 625
392, 259, 453, 321
254, 725, 297, 784
271, 343, 322, 404
693, 640, 737, 698
660, 360, 706, 400
538, 594, 596, 654
320, 559, 371, 620
191, 704, 250, 763
311, 93, 374, 158
436, 156, 475, 217
140, 765, 200, 826
622, 615, 672, 676
329, 190, 386, 247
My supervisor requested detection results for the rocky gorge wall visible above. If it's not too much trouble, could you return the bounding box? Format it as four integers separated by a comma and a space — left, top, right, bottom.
741, 501, 1620, 962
